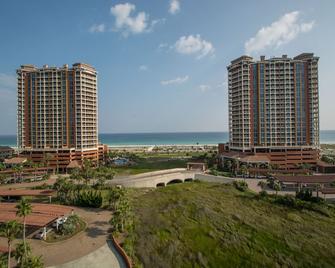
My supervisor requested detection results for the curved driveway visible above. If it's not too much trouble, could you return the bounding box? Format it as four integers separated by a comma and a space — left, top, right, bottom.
29, 207, 115, 267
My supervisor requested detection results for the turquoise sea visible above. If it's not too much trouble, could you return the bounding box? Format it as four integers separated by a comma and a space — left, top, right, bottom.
1, 131, 335, 147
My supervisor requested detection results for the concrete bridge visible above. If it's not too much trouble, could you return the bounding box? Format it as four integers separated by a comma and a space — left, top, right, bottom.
108, 169, 234, 188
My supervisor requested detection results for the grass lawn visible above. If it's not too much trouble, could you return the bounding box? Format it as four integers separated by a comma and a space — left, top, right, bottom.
134, 152, 206, 158
113, 158, 188, 176
123, 182, 335, 268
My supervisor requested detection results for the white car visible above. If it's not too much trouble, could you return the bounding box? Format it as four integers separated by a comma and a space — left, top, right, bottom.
34, 228, 51, 240
52, 217, 68, 228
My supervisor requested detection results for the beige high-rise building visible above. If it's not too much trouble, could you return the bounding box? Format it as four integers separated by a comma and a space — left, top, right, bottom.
222, 53, 320, 169
17, 63, 106, 170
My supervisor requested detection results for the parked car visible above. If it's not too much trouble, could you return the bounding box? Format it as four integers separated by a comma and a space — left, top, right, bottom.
52, 216, 68, 228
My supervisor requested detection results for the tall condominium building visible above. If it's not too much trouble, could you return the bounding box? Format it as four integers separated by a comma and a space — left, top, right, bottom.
224, 53, 320, 168
17, 63, 106, 170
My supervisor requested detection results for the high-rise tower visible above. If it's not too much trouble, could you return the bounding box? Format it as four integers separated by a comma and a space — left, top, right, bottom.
17, 63, 106, 170
225, 53, 319, 168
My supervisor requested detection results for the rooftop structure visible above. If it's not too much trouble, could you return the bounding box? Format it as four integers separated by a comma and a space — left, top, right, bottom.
0, 203, 73, 227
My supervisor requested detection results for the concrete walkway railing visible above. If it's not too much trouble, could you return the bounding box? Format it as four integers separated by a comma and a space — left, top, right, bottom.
194, 174, 235, 184
123, 168, 187, 179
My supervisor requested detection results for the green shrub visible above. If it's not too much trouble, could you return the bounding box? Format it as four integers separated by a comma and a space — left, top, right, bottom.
296, 189, 324, 204
233, 180, 248, 192
258, 190, 268, 198
74, 190, 103, 208
275, 195, 297, 207
59, 215, 81, 235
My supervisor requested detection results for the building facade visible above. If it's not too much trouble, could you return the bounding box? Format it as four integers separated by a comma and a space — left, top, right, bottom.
17, 63, 107, 170
225, 53, 320, 169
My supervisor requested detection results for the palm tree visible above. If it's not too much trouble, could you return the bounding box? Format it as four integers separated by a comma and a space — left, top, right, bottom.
0, 163, 5, 171
315, 183, 322, 198
231, 159, 238, 176
43, 153, 53, 167
257, 180, 267, 191
0, 220, 22, 268
25, 255, 43, 268
82, 159, 95, 185
24, 160, 33, 168
13, 165, 23, 183
13, 241, 31, 266
69, 168, 83, 184
273, 181, 282, 197
240, 165, 248, 178
16, 198, 32, 261
0, 174, 7, 185
32, 163, 40, 180
225, 160, 232, 173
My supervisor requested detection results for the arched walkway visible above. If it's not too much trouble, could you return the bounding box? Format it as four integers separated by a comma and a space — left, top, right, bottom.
184, 178, 193, 182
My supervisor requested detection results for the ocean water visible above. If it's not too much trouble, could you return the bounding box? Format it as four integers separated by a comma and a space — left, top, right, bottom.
1, 131, 335, 147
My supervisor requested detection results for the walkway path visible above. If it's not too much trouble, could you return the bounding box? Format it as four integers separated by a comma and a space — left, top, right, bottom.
0, 174, 61, 189
48, 241, 126, 268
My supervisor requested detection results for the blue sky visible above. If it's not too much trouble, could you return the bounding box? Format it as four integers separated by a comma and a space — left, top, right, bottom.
0, 0, 334, 135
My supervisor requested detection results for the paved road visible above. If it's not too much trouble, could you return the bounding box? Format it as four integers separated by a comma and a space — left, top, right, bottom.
48, 241, 126, 268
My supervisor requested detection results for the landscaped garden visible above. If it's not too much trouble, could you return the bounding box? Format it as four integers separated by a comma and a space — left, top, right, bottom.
45, 214, 86, 243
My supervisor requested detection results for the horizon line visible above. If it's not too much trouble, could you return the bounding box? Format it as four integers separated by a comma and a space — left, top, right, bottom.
1, 129, 335, 136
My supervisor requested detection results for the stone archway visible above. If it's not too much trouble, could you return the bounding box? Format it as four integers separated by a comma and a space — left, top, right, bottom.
166, 179, 183, 185
156, 182, 165, 187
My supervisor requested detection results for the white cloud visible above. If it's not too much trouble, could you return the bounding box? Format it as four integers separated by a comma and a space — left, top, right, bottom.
245, 11, 315, 55
151, 18, 166, 29
174, 34, 215, 59
158, 43, 169, 51
301, 21, 315, 32
169, 0, 180, 15
111, 3, 163, 36
89, 24, 105, 33
111, 3, 148, 35
217, 78, 228, 89
161, 75, 189, 86
199, 85, 211, 92
139, 65, 148, 71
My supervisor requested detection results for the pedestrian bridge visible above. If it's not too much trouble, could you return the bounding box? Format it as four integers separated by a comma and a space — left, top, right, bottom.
108, 169, 234, 188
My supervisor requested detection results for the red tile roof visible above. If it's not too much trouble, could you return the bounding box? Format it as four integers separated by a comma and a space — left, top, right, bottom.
321, 188, 335, 194
4, 157, 27, 165
0, 203, 74, 227
275, 175, 335, 183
